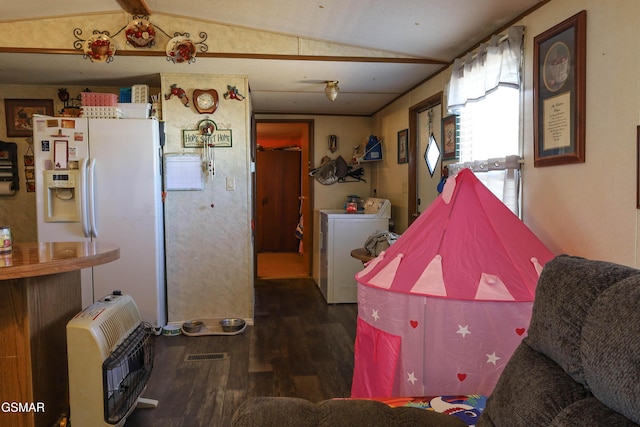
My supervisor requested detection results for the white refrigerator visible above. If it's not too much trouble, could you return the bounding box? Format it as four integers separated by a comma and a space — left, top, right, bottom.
32, 116, 166, 329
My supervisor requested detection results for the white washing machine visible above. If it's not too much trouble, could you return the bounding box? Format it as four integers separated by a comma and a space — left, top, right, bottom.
318, 198, 391, 303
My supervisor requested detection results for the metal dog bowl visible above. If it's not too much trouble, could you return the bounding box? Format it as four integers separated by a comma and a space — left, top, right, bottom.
220, 318, 246, 333
182, 320, 203, 333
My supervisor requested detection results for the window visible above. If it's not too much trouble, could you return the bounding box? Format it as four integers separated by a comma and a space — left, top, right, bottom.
456, 85, 520, 163
446, 26, 524, 216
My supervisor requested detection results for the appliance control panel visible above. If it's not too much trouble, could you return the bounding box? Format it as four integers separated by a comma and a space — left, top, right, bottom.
46, 171, 77, 189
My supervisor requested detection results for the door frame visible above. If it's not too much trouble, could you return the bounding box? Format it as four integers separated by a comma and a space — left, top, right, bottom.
408, 92, 442, 227
253, 119, 315, 276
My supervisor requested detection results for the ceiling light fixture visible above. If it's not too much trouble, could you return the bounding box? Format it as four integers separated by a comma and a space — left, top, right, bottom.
325, 80, 339, 101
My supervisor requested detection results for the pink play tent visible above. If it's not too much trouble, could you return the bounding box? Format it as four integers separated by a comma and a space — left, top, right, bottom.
351, 168, 554, 398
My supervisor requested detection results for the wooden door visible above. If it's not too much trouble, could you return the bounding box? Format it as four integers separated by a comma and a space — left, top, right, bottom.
256, 150, 301, 252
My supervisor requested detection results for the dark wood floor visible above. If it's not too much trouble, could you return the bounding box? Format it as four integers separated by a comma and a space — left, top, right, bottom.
125, 278, 358, 427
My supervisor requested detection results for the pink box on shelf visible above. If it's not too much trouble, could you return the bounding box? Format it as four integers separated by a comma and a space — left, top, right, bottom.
81, 92, 118, 106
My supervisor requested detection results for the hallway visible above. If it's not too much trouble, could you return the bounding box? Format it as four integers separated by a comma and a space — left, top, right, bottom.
257, 252, 308, 279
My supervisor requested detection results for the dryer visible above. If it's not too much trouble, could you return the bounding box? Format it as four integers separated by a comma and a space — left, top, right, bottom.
318, 198, 391, 303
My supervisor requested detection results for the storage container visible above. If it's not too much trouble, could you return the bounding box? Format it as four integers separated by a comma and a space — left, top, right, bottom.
81, 106, 123, 119
118, 103, 151, 119
119, 88, 132, 103
132, 85, 149, 103
81, 92, 118, 106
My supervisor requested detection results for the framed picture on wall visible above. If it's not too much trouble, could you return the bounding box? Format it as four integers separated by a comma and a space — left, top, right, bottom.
4, 99, 54, 137
442, 115, 458, 160
533, 10, 586, 167
397, 129, 408, 164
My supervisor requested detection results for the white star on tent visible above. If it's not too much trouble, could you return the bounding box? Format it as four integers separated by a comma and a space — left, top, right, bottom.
456, 324, 471, 338
371, 309, 380, 321
486, 352, 501, 365
407, 372, 417, 384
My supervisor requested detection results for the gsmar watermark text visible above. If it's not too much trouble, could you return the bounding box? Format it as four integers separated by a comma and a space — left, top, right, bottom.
2, 402, 45, 413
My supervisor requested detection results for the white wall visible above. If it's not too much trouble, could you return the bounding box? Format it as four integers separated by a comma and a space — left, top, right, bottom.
521, 0, 640, 266
373, 0, 640, 267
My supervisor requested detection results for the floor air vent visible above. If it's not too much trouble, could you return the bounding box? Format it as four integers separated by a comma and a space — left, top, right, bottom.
185, 352, 228, 362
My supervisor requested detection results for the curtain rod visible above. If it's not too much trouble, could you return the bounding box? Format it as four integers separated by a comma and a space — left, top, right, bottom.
456, 26, 523, 65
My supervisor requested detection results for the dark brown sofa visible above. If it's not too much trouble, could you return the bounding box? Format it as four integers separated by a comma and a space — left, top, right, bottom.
231, 396, 466, 427
478, 255, 640, 426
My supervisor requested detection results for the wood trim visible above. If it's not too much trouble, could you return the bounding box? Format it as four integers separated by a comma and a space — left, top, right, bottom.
116, 0, 151, 16
0, 47, 447, 65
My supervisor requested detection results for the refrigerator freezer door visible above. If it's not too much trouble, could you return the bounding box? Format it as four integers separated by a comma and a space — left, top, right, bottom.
87, 119, 166, 328
33, 116, 94, 307
34, 117, 90, 242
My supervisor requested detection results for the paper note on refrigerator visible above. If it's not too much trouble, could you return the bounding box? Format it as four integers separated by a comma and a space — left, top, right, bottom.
54, 140, 68, 169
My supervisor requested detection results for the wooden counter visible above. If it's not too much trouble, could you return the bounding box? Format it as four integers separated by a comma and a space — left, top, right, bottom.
0, 242, 119, 427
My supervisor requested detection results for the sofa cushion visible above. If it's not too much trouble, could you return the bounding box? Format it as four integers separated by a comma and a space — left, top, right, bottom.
232, 397, 467, 427
480, 255, 640, 426
525, 255, 640, 388
581, 275, 640, 424
478, 342, 591, 426
550, 397, 638, 427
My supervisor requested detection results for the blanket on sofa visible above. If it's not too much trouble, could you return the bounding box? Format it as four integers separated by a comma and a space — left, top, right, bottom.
376, 395, 487, 426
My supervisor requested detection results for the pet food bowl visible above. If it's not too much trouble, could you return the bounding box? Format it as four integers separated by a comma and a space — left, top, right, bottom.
162, 324, 181, 336
182, 320, 203, 333
220, 318, 245, 333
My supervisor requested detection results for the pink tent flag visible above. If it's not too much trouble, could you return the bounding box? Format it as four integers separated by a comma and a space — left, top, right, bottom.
351, 168, 554, 398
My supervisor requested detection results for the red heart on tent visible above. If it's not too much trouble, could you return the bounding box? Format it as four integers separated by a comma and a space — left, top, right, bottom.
457, 373, 467, 382
410, 320, 419, 329
516, 328, 525, 336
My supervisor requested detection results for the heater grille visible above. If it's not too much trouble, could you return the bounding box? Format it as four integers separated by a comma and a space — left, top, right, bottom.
102, 323, 154, 424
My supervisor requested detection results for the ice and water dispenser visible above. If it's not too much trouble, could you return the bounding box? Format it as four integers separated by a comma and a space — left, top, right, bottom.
43, 169, 81, 222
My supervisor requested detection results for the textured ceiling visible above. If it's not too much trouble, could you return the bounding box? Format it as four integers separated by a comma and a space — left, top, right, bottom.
0, 0, 543, 115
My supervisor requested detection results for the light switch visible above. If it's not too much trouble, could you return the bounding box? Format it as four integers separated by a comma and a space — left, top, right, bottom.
226, 177, 235, 191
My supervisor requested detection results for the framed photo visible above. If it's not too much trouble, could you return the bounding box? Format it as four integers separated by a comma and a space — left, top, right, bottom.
533, 10, 586, 167
442, 115, 458, 160
4, 99, 54, 137
397, 129, 408, 164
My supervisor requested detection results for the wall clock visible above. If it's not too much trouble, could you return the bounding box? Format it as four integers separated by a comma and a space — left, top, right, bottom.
193, 89, 219, 114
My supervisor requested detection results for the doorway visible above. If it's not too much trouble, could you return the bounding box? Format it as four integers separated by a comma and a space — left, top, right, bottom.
255, 120, 314, 278
408, 93, 443, 227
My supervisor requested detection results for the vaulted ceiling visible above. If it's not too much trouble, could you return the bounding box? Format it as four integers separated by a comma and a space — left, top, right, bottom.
0, 0, 545, 115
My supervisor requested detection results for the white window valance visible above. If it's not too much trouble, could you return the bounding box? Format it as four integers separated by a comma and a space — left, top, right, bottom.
447, 26, 524, 113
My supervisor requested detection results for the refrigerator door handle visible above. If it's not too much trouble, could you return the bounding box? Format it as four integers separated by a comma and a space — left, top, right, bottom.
88, 157, 99, 238
80, 158, 91, 238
